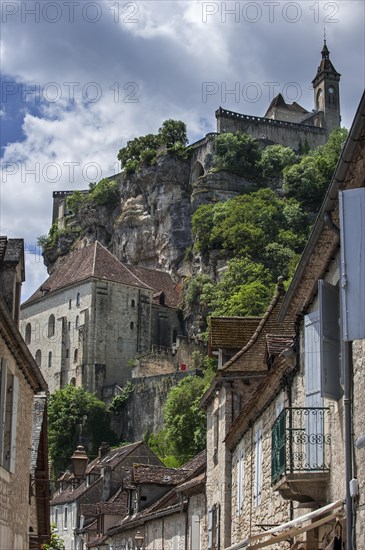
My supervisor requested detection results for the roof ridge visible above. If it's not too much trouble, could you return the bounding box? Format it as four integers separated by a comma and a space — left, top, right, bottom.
122, 263, 150, 289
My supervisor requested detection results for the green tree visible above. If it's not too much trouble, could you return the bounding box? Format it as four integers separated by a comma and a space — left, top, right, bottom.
152, 367, 216, 465
88, 178, 119, 207
212, 132, 261, 178
158, 119, 188, 148
48, 386, 117, 478
283, 128, 348, 211
43, 525, 65, 550
258, 144, 296, 179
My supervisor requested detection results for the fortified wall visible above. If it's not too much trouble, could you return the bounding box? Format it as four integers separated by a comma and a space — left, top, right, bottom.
216, 108, 327, 151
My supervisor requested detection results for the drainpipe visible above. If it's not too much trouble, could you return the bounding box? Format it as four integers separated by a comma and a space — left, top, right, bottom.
343, 340, 353, 550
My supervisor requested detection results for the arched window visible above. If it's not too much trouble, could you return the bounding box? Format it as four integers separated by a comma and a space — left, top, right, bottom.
76, 292, 81, 306
70, 377, 76, 386
130, 322, 134, 330
74, 349, 78, 363
75, 315, 79, 328
25, 323, 31, 344
191, 161, 204, 183
48, 314, 55, 338
48, 351, 52, 368
35, 350, 42, 367
69, 299, 72, 309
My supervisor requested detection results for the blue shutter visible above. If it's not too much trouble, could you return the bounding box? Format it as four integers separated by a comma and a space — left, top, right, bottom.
318, 280, 342, 401
339, 188, 365, 341
305, 312, 324, 468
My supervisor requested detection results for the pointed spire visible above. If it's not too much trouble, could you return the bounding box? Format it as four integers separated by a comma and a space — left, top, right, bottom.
321, 30, 330, 59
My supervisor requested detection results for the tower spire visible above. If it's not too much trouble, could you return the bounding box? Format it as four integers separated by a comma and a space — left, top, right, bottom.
321, 30, 330, 59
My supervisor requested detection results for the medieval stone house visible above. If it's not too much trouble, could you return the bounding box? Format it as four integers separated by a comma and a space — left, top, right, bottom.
20, 241, 182, 397
201, 90, 365, 549
0, 237, 50, 549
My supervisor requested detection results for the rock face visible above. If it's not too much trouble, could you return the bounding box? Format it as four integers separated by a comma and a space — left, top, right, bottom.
46, 150, 255, 279
111, 154, 193, 272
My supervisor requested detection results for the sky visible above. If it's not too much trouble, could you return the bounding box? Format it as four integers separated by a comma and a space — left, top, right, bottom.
0, 0, 364, 301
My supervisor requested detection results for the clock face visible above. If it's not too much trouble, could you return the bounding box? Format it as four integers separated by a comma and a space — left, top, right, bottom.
328, 86, 335, 94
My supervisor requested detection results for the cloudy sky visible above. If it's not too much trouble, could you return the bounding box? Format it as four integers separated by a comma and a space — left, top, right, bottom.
1, 0, 364, 300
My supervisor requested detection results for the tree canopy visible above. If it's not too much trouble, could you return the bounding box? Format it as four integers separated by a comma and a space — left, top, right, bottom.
147, 365, 215, 465
212, 131, 261, 178
48, 385, 117, 477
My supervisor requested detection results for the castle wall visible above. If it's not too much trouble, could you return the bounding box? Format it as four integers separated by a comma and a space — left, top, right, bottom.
216, 109, 327, 151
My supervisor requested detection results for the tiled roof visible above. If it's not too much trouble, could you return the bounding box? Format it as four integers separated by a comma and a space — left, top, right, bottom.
86, 441, 143, 474
126, 265, 182, 308
219, 286, 295, 374
210, 317, 261, 350
23, 242, 152, 305
132, 464, 190, 485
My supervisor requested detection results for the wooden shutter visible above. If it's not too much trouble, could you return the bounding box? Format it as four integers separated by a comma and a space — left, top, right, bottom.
191, 514, 200, 550
339, 188, 365, 341
304, 312, 324, 468
9, 375, 19, 473
215, 504, 220, 550
254, 425, 263, 506
0, 358, 7, 466
318, 280, 342, 400
208, 508, 213, 550
236, 445, 244, 514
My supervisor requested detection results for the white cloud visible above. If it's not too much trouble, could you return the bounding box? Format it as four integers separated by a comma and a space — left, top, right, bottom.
1, 0, 364, 299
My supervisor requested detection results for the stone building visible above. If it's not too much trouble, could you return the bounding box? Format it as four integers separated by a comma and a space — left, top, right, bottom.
50, 441, 162, 550
201, 90, 365, 549
191, 42, 341, 182
104, 451, 206, 550
20, 241, 182, 397
0, 237, 50, 549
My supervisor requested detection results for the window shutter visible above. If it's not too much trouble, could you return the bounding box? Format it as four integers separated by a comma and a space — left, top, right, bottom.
191, 515, 200, 550
216, 504, 220, 550
339, 188, 365, 341
318, 280, 342, 400
9, 375, 19, 473
0, 359, 7, 465
208, 508, 213, 550
304, 312, 324, 468
254, 426, 263, 506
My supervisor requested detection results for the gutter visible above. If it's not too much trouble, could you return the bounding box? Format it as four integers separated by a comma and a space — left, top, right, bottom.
279, 90, 365, 321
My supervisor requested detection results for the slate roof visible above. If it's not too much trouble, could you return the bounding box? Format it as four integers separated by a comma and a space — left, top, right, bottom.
23, 242, 152, 305
126, 265, 182, 308
210, 317, 261, 350
23, 241, 182, 309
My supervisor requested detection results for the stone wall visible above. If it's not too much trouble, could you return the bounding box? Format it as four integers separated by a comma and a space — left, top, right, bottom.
113, 370, 201, 442
216, 109, 327, 151
0, 336, 34, 549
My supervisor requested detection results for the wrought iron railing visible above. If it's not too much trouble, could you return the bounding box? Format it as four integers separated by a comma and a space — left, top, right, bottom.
271, 407, 331, 485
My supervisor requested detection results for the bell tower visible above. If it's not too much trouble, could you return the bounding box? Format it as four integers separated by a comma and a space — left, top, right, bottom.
312, 40, 341, 134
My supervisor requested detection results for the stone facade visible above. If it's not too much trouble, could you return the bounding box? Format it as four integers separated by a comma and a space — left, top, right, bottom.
0, 237, 49, 548
20, 242, 183, 398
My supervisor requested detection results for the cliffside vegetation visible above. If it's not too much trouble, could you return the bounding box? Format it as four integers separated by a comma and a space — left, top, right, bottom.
48, 386, 117, 477
147, 362, 216, 466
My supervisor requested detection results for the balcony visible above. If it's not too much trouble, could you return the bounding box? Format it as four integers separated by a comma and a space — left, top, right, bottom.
271, 407, 331, 505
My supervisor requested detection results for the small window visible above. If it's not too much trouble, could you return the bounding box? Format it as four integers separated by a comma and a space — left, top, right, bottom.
66, 349, 69, 359
35, 350, 42, 367
68, 321, 71, 331
25, 323, 31, 344
75, 315, 79, 328
54, 507, 58, 530
69, 299, 72, 309
48, 315, 55, 338
159, 292, 165, 306
70, 377, 76, 386
48, 351, 52, 369
76, 292, 81, 307
131, 299, 136, 308
74, 349, 78, 363
130, 322, 134, 330
64, 505, 68, 529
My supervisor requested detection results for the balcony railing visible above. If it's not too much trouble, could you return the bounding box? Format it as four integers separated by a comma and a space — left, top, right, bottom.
271, 407, 331, 485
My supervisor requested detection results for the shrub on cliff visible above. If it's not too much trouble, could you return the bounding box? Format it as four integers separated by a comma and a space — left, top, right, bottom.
212, 131, 261, 178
